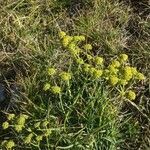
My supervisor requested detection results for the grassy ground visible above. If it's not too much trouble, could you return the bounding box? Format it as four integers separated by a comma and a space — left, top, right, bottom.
0, 0, 149, 149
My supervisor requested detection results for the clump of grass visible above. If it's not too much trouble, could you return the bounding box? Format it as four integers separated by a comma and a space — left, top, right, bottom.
0, 31, 146, 149
0, 0, 149, 150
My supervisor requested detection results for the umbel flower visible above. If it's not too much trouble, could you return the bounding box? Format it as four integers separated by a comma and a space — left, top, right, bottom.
83, 44, 92, 50
126, 90, 136, 100
111, 60, 120, 68
7, 113, 15, 120
14, 124, 23, 132
47, 68, 56, 76
17, 114, 28, 125
24, 133, 34, 144
36, 135, 43, 142
59, 31, 66, 39
94, 56, 104, 65
109, 76, 119, 86
51, 86, 61, 94
60, 72, 71, 81
123, 66, 133, 81
93, 69, 103, 79
119, 54, 128, 62
43, 83, 51, 91
5, 140, 15, 149
2, 121, 9, 129
62, 35, 73, 47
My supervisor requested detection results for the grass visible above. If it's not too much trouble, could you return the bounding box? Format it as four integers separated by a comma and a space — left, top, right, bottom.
0, 0, 149, 149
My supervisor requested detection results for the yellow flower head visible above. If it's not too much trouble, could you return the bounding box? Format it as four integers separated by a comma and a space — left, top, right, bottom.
68, 43, 76, 50
76, 58, 84, 64
59, 31, 66, 39
109, 76, 119, 86
126, 90, 136, 100
34, 122, 41, 128
73, 35, 85, 42
95, 56, 104, 65
93, 69, 103, 79
44, 129, 52, 137
89, 67, 96, 74
17, 114, 28, 125
83, 63, 90, 72
42, 120, 49, 127
7, 114, 15, 121
103, 69, 110, 80
86, 54, 93, 60
136, 72, 145, 80
47, 68, 56, 76
6, 140, 15, 149
123, 66, 133, 81
119, 79, 128, 86
51, 86, 61, 94
43, 83, 51, 91
2, 121, 9, 129
119, 54, 128, 62
24, 133, 34, 144
60, 72, 71, 81
131, 67, 137, 75
83, 44, 92, 50
78, 35, 85, 41
36, 135, 43, 142
62, 35, 73, 47
14, 125, 23, 132
109, 65, 119, 75
111, 60, 120, 68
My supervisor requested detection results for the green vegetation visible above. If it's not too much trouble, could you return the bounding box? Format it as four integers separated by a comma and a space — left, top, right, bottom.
0, 0, 149, 149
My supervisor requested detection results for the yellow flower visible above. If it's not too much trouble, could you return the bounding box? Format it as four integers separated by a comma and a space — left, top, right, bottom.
109, 76, 119, 86
34, 122, 41, 128
7, 114, 15, 121
123, 66, 133, 81
44, 129, 52, 137
93, 69, 103, 79
14, 125, 23, 132
89, 67, 96, 74
83, 44, 92, 50
47, 68, 56, 76
17, 114, 28, 125
109, 65, 118, 75
94, 57, 104, 65
83, 63, 90, 72
103, 69, 110, 80
126, 90, 136, 100
136, 72, 145, 80
51, 86, 61, 94
86, 54, 93, 60
24, 133, 34, 144
68, 43, 76, 50
76, 58, 84, 64
43, 83, 50, 91
36, 135, 43, 142
5, 140, 15, 149
119, 79, 128, 86
62, 35, 73, 47
131, 67, 137, 75
111, 60, 120, 68
2, 121, 9, 129
42, 120, 49, 127
59, 31, 66, 39
73, 35, 85, 42
119, 54, 128, 62
60, 72, 71, 81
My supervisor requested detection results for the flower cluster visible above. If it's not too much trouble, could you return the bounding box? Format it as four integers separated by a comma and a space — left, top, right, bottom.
1, 113, 52, 148
57, 31, 145, 101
